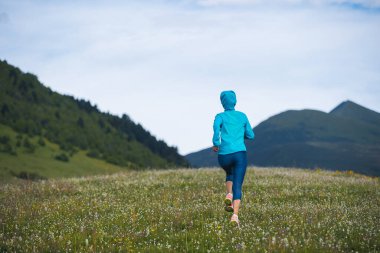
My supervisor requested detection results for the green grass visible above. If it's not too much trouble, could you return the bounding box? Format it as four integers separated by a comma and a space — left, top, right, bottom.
0, 167, 379, 252
0, 124, 127, 182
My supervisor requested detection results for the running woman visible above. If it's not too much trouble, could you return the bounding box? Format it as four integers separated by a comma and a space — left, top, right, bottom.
212, 90, 255, 225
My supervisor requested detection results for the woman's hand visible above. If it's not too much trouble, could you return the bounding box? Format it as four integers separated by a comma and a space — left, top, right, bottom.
212, 146, 219, 152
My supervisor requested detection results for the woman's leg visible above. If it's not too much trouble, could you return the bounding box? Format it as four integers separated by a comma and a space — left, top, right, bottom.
218, 154, 234, 207
232, 152, 247, 216
225, 180, 233, 211
218, 154, 234, 192
226, 181, 232, 194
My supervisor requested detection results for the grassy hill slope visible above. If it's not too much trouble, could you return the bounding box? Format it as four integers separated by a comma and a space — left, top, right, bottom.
0, 124, 126, 182
0, 59, 187, 174
1, 167, 379, 252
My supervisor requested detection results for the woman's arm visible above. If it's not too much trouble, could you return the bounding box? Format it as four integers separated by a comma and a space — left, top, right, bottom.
244, 116, 255, 140
212, 114, 222, 149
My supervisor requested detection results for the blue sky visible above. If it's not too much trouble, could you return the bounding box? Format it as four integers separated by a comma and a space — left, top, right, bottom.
1, 0, 380, 154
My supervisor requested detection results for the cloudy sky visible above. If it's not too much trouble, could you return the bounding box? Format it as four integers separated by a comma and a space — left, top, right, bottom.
1, 0, 379, 155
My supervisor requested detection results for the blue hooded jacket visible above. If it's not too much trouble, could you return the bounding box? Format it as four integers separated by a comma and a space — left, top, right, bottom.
212, 91, 255, 155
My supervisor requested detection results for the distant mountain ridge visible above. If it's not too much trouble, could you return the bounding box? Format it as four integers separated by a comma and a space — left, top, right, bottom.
0, 59, 187, 179
186, 101, 380, 176
330, 100, 380, 126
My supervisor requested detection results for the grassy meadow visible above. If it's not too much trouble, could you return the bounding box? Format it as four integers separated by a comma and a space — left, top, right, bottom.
0, 167, 379, 252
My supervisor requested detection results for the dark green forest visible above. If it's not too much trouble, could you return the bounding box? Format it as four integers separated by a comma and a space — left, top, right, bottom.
0, 59, 188, 171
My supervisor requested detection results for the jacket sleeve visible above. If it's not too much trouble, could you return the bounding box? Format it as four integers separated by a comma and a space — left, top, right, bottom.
244, 116, 255, 140
212, 114, 222, 146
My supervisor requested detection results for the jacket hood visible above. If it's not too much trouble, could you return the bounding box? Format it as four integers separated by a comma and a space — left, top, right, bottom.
220, 90, 236, 110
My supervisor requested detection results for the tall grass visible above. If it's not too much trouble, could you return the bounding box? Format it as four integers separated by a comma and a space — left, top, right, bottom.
0, 167, 379, 252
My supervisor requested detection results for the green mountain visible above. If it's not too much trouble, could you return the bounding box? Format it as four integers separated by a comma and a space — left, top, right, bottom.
0, 60, 187, 181
330, 100, 380, 126
186, 101, 380, 176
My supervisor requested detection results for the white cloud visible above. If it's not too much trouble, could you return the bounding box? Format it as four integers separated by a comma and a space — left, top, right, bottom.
0, 0, 379, 154
196, 0, 380, 8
